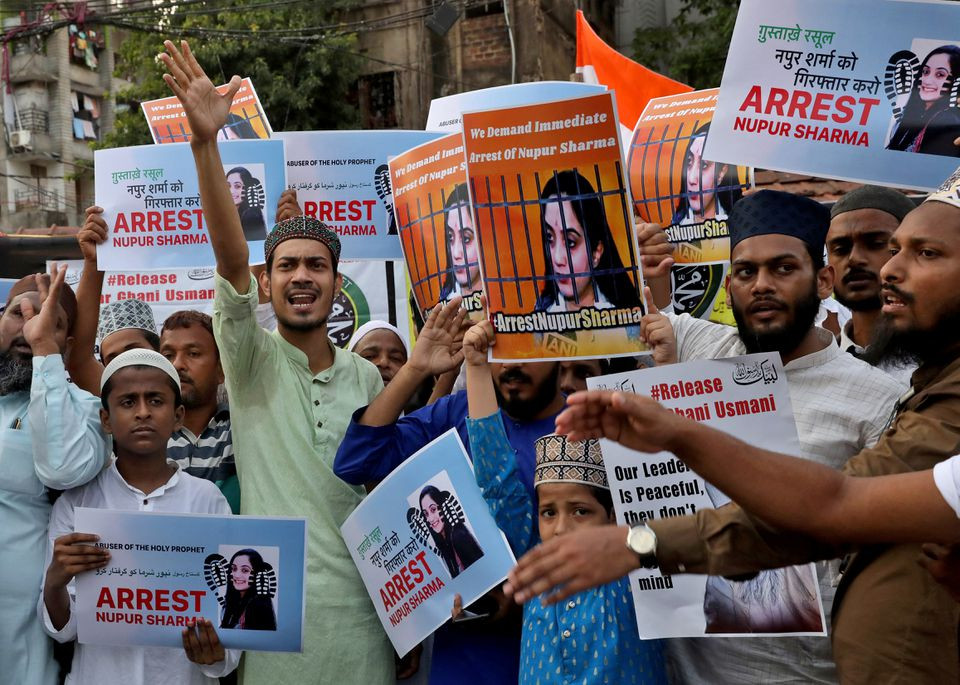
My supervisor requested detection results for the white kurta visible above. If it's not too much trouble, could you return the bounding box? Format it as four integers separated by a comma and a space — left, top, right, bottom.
39, 460, 239, 684
0, 354, 108, 685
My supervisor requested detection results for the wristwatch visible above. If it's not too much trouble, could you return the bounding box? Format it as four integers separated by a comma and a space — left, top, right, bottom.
626, 523, 659, 569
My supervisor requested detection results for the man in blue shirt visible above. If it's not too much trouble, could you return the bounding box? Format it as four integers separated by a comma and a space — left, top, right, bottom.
333, 298, 565, 685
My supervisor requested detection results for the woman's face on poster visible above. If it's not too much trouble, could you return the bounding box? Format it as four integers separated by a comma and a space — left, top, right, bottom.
919, 53, 953, 103
218, 126, 242, 142
544, 196, 601, 304
685, 135, 721, 217
446, 205, 480, 289
231, 555, 253, 592
421, 494, 445, 535
227, 173, 245, 207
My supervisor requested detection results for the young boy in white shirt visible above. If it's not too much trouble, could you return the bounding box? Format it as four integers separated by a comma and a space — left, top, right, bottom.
40, 349, 239, 683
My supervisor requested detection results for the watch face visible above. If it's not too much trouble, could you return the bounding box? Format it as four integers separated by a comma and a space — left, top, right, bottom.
628, 526, 656, 556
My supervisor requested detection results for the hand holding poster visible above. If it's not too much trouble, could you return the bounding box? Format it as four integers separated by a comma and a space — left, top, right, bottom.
277, 131, 443, 260
462, 92, 648, 361
74, 509, 306, 651
141, 77, 272, 144
390, 133, 484, 320
340, 430, 515, 657
628, 89, 753, 324
707, 0, 960, 190
587, 353, 826, 638
95, 140, 285, 269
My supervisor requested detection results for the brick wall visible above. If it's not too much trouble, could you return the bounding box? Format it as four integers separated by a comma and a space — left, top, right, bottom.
461, 13, 510, 69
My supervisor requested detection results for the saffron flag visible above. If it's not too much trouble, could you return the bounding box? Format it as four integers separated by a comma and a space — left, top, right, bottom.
575, 9, 692, 135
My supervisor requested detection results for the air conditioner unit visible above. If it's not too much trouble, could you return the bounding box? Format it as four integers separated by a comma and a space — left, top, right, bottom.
10, 130, 32, 150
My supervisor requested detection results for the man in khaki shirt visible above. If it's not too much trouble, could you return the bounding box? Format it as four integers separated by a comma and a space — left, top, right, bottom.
505, 189, 960, 684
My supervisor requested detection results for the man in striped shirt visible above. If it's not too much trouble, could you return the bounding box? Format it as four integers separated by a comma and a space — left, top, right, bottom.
160, 310, 239, 513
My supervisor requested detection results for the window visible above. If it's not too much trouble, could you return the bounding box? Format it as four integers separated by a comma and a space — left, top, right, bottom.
72, 91, 101, 141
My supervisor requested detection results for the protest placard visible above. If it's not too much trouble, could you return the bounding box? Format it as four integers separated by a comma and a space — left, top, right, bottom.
390, 133, 484, 321
331, 259, 412, 348
95, 140, 285, 270
462, 92, 648, 361
588, 353, 826, 638
340, 429, 515, 657
74, 508, 306, 651
277, 131, 443, 260
706, 0, 960, 191
426, 81, 607, 133
141, 78, 272, 144
628, 89, 753, 325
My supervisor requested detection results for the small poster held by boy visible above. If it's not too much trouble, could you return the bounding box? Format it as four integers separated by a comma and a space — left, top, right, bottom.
141, 77, 272, 144
94, 139, 285, 270
462, 92, 648, 361
390, 133, 484, 321
587, 353, 827, 639
628, 89, 754, 325
74, 508, 307, 651
340, 430, 515, 657
277, 130, 443, 260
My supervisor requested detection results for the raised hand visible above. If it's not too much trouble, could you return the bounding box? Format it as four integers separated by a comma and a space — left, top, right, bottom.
276, 189, 303, 223
462, 316, 495, 368
159, 40, 240, 144
78, 206, 107, 265
639, 286, 677, 365
408, 297, 467, 377
636, 221, 674, 279
21, 264, 68, 356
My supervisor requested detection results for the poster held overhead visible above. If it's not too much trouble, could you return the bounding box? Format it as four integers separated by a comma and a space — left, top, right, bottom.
462, 92, 648, 361
277, 131, 443, 260
390, 133, 484, 321
628, 89, 754, 325
706, 0, 960, 191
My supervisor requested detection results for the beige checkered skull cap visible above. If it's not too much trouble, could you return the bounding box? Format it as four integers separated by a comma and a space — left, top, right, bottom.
534, 433, 608, 490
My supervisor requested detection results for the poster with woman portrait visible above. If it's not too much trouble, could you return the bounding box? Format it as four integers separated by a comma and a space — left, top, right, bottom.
390, 133, 484, 321
340, 430, 515, 658
707, 0, 960, 191
628, 89, 754, 325
461, 92, 648, 361
74, 508, 306, 651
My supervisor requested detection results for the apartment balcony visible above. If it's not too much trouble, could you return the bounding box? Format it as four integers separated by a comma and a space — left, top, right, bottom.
7, 51, 56, 83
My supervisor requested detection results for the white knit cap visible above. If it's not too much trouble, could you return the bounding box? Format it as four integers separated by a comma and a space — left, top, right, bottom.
100, 348, 181, 394
925, 165, 960, 211
347, 320, 410, 357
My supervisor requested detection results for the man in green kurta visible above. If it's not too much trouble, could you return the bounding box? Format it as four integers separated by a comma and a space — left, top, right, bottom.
159, 40, 394, 683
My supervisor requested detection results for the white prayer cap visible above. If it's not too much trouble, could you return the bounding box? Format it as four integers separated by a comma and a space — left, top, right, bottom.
347, 320, 410, 357
100, 348, 181, 394
925, 165, 960, 212
97, 298, 157, 343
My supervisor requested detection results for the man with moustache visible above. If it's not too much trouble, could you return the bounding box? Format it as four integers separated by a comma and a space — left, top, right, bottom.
637, 190, 902, 684
334, 301, 565, 685
160, 40, 393, 684
827, 186, 917, 382
0, 266, 109, 684
161, 311, 239, 513
508, 173, 960, 683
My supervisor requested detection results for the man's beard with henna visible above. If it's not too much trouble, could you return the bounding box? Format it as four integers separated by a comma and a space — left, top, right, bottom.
0, 348, 32, 395
861, 283, 960, 368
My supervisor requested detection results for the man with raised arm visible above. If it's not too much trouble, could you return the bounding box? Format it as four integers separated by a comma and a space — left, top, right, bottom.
158, 40, 393, 683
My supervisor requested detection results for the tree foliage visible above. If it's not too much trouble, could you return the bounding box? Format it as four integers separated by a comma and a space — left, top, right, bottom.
102, 0, 363, 148
632, 0, 739, 90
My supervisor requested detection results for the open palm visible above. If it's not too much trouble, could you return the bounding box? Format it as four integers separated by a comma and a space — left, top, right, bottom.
159, 40, 239, 143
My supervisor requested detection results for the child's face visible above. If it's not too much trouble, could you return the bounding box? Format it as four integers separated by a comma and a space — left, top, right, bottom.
100, 367, 183, 456
536, 482, 612, 542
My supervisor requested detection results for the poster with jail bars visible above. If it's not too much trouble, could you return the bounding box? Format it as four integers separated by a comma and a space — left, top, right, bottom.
628, 89, 754, 326
461, 92, 648, 361
390, 133, 484, 321
141, 78, 272, 144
